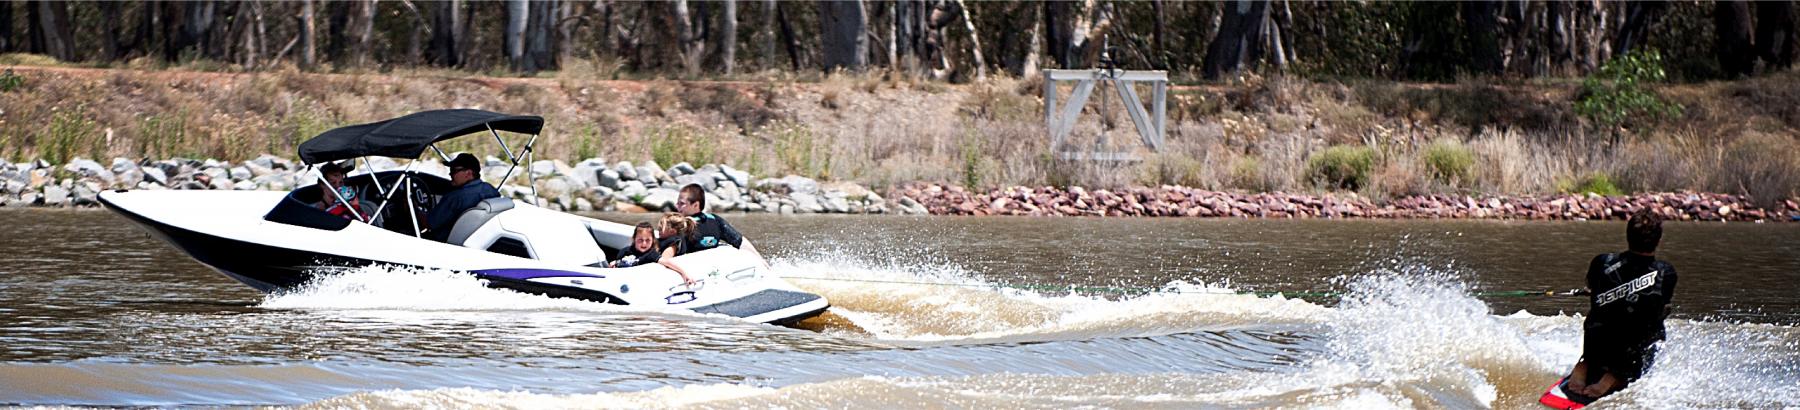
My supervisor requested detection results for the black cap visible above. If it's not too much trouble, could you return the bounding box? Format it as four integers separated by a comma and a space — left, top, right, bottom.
319, 161, 350, 175
447, 153, 481, 172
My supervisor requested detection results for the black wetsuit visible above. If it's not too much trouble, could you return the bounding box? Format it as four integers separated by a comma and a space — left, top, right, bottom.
685, 213, 743, 252
1581, 251, 1678, 384
612, 244, 662, 268
658, 236, 687, 257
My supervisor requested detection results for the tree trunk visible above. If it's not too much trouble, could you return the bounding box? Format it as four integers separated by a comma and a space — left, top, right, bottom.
526, 0, 558, 72
427, 0, 460, 67
239, 2, 259, 68
896, 0, 917, 73
25, 1, 43, 55
776, 2, 802, 70
99, 2, 124, 61
1755, 1, 1797, 70
1007, 3, 1041, 76
0, 2, 11, 53
301, 0, 317, 69
1151, 0, 1165, 69
1046, 1, 1073, 68
820, 0, 868, 72
954, 0, 984, 80
717, 0, 736, 75
506, 0, 528, 71
324, 0, 349, 63
33, 1, 76, 61
1063, 1, 1112, 69
1201, 0, 1268, 80
763, 0, 778, 69
1715, 0, 1757, 78
349, 0, 377, 68
1614, 1, 1666, 57
1463, 1, 1503, 75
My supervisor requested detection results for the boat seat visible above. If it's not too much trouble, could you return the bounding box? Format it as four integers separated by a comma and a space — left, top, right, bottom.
447, 197, 515, 245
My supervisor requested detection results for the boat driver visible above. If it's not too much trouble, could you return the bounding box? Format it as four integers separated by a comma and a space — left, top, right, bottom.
677, 184, 751, 254
424, 153, 500, 241
1565, 209, 1678, 401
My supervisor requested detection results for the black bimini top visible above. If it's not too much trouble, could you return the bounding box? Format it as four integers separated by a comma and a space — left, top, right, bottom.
297, 109, 543, 165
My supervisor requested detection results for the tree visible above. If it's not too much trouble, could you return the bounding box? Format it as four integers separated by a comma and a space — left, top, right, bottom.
820, 0, 867, 71
347, 0, 378, 67
525, 0, 558, 72
1202, 0, 1268, 79
425, 0, 461, 67
28, 1, 77, 61
1715, 0, 1756, 77
0, 2, 11, 53
1463, 1, 1502, 75
1755, 1, 1797, 70
506, 0, 528, 71
716, 0, 737, 75
301, 0, 317, 69
1614, 1, 1667, 57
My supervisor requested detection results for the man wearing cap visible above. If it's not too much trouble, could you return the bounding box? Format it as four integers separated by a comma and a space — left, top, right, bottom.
425, 153, 500, 241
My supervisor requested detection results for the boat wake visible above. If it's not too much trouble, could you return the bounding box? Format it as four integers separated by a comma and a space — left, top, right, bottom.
235, 254, 1799, 408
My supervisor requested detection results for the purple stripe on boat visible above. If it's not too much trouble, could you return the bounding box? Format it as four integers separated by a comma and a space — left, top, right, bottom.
474, 268, 605, 280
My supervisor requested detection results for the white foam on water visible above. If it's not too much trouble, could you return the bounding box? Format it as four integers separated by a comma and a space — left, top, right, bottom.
301, 384, 776, 410
258, 264, 676, 316
770, 254, 1332, 344
275, 256, 1800, 409
1600, 319, 1800, 408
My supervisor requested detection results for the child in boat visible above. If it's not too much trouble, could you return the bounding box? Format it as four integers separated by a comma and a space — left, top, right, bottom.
608, 222, 662, 268
655, 213, 697, 284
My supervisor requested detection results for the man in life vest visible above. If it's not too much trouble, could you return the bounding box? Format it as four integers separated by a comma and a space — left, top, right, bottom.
1566, 209, 1678, 400
675, 183, 761, 260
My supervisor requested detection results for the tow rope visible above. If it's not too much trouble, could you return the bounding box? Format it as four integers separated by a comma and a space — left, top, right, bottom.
779, 276, 1588, 299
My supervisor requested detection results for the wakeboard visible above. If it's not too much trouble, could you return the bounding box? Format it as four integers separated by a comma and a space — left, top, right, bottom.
1538, 376, 1600, 409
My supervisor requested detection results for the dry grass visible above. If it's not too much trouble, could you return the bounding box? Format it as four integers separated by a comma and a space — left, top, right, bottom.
0, 64, 1794, 205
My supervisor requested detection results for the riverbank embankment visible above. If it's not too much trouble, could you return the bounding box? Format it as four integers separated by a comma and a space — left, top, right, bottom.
2, 66, 1798, 210
5, 156, 1793, 222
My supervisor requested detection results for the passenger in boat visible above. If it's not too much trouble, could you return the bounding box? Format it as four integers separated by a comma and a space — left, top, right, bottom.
677, 184, 748, 254
424, 153, 501, 241
607, 222, 662, 268
655, 213, 697, 284
314, 162, 367, 221
1566, 209, 1677, 399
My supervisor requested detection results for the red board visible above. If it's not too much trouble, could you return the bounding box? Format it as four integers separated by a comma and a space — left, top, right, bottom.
1538, 377, 1589, 410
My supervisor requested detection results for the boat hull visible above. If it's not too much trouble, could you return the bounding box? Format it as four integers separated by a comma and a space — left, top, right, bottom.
98, 190, 829, 325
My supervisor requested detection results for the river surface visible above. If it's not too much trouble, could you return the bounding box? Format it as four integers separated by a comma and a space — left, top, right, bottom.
1, 210, 1796, 408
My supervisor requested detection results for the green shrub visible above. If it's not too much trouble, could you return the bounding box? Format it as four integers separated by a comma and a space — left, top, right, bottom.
570, 123, 602, 162
769, 122, 829, 178
648, 125, 715, 168
1575, 50, 1684, 129
1562, 173, 1624, 196
1231, 156, 1263, 190
43, 109, 97, 164
1423, 138, 1475, 185
136, 113, 193, 159
960, 138, 983, 190
1138, 152, 1203, 187
0, 69, 23, 92
1308, 145, 1376, 190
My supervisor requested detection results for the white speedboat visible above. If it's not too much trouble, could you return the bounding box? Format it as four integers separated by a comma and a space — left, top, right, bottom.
99, 109, 829, 325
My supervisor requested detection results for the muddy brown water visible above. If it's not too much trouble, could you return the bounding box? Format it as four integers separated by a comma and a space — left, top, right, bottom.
1, 210, 1795, 407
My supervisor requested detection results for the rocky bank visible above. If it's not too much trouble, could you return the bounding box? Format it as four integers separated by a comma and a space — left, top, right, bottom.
2, 156, 1793, 222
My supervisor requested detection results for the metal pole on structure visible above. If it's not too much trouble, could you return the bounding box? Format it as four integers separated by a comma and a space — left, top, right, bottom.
404, 173, 422, 238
